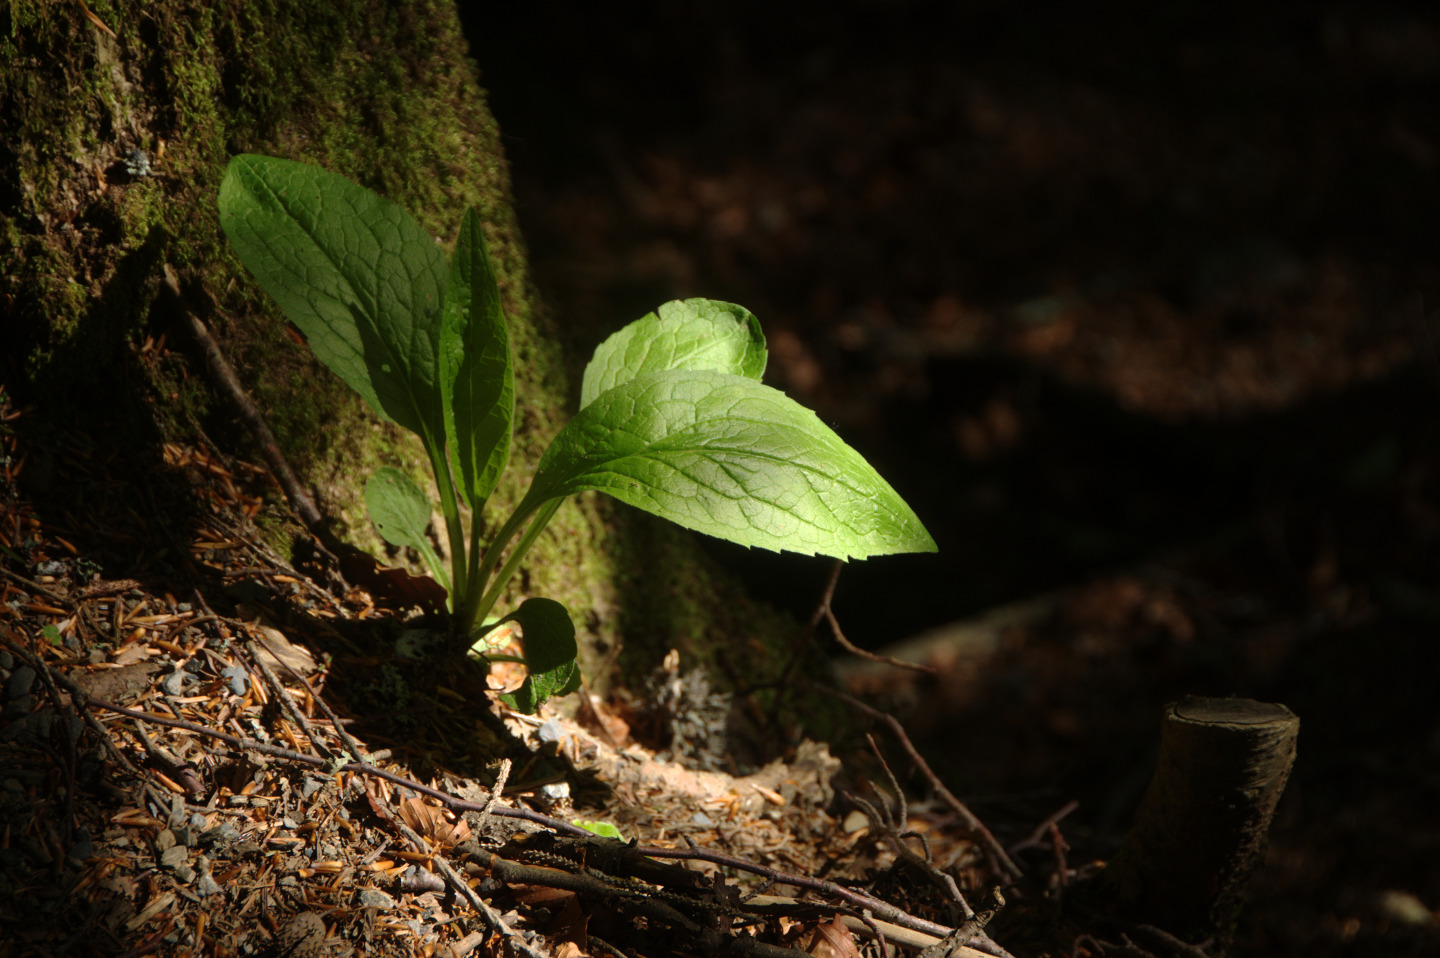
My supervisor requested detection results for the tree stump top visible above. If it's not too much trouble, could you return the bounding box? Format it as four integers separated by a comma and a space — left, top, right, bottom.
1171, 695, 1298, 728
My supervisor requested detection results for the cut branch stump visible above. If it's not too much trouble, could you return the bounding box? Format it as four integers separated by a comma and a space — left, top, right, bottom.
1099, 696, 1299, 952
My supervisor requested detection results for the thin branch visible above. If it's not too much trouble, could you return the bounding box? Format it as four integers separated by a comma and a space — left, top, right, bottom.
824, 601, 938, 675
806, 682, 1024, 882
250, 627, 369, 764
640, 843, 969, 946
1, 636, 142, 779
853, 734, 974, 921
0, 564, 74, 609
374, 791, 546, 958
1009, 800, 1078, 856
163, 265, 323, 533
473, 757, 510, 833
918, 889, 1007, 958
242, 636, 334, 761
780, 561, 937, 689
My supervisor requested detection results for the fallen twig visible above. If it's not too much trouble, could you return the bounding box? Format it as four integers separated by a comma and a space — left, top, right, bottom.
806, 681, 1024, 882
86, 696, 586, 834
918, 889, 1006, 958
242, 634, 335, 762
163, 264, 323, 533
1, 635, 142, 779
1009, 799, 1078, 857
778, 562, 938, 694
847, 733, 975, 920
374, 790, 545, 958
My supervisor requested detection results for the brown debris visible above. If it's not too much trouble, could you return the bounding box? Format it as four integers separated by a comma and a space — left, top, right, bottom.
0, 387, 1012, 957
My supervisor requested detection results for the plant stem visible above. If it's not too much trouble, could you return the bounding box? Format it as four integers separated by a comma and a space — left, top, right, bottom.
414, 538, 451, 594
463, 497, 487, 627
470, 498, 562, 628
425, 439, 467, 605
459, 500, 534, 637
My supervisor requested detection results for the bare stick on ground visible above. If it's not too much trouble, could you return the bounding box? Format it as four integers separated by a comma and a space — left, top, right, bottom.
1097, 696, 1299, 951
808, 681, 1024, 882
163, 265, 324, 534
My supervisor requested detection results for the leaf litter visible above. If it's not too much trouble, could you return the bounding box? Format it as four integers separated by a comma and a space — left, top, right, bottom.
0, 386, 1008, 957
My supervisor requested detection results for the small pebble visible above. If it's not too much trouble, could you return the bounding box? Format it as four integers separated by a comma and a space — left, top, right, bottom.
399, 867, 445, 894
154, 829, 176, 852
0, 708, 50, 742
199, 823, 240, 848
76, 753, 105, 788
221, 664, 248, 696
537, 720, 568, 745
0, 648, 13, 669
167, 795, 188, 828
2, 694, 33, 719
5, 666, 36, 700
160, 670, 192, 696
356, 887, 396, 910
159, 845, 189, 870
67, 828, 94, 867
194, 856, 222, 897
274, 913, 326, 958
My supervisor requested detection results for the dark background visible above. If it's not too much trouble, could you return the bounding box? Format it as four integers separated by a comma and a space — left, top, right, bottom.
461, 3, 1440, 955
462, 0, 1436, 639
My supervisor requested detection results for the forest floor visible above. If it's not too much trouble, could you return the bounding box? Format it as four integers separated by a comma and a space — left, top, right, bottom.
0, 393, 1054, 958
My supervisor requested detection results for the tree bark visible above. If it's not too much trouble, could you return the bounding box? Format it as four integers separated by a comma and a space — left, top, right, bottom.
1099, 696, 1299, 952
0, 1, 806, 701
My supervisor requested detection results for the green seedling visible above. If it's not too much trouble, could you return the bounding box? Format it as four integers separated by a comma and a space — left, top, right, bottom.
218, 154, 936, 712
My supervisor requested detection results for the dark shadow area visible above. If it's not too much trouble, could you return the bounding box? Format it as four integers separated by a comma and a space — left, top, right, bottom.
463, 2, 1440, 954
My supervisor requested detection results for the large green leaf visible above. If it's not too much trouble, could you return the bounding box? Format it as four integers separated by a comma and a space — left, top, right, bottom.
525, 370, 937, 560
439, 210, 514, 508
579, 299, 767, 409
218, 154, 448, 442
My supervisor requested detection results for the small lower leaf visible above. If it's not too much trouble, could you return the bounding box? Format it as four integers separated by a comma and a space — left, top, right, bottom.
573, 820, 625, 840
365, 467, 450, 593
495, 598, 582, 714
365, 467, 433, 551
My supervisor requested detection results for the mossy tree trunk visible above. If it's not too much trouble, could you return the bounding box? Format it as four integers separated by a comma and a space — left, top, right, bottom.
0, 1, 810, 704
